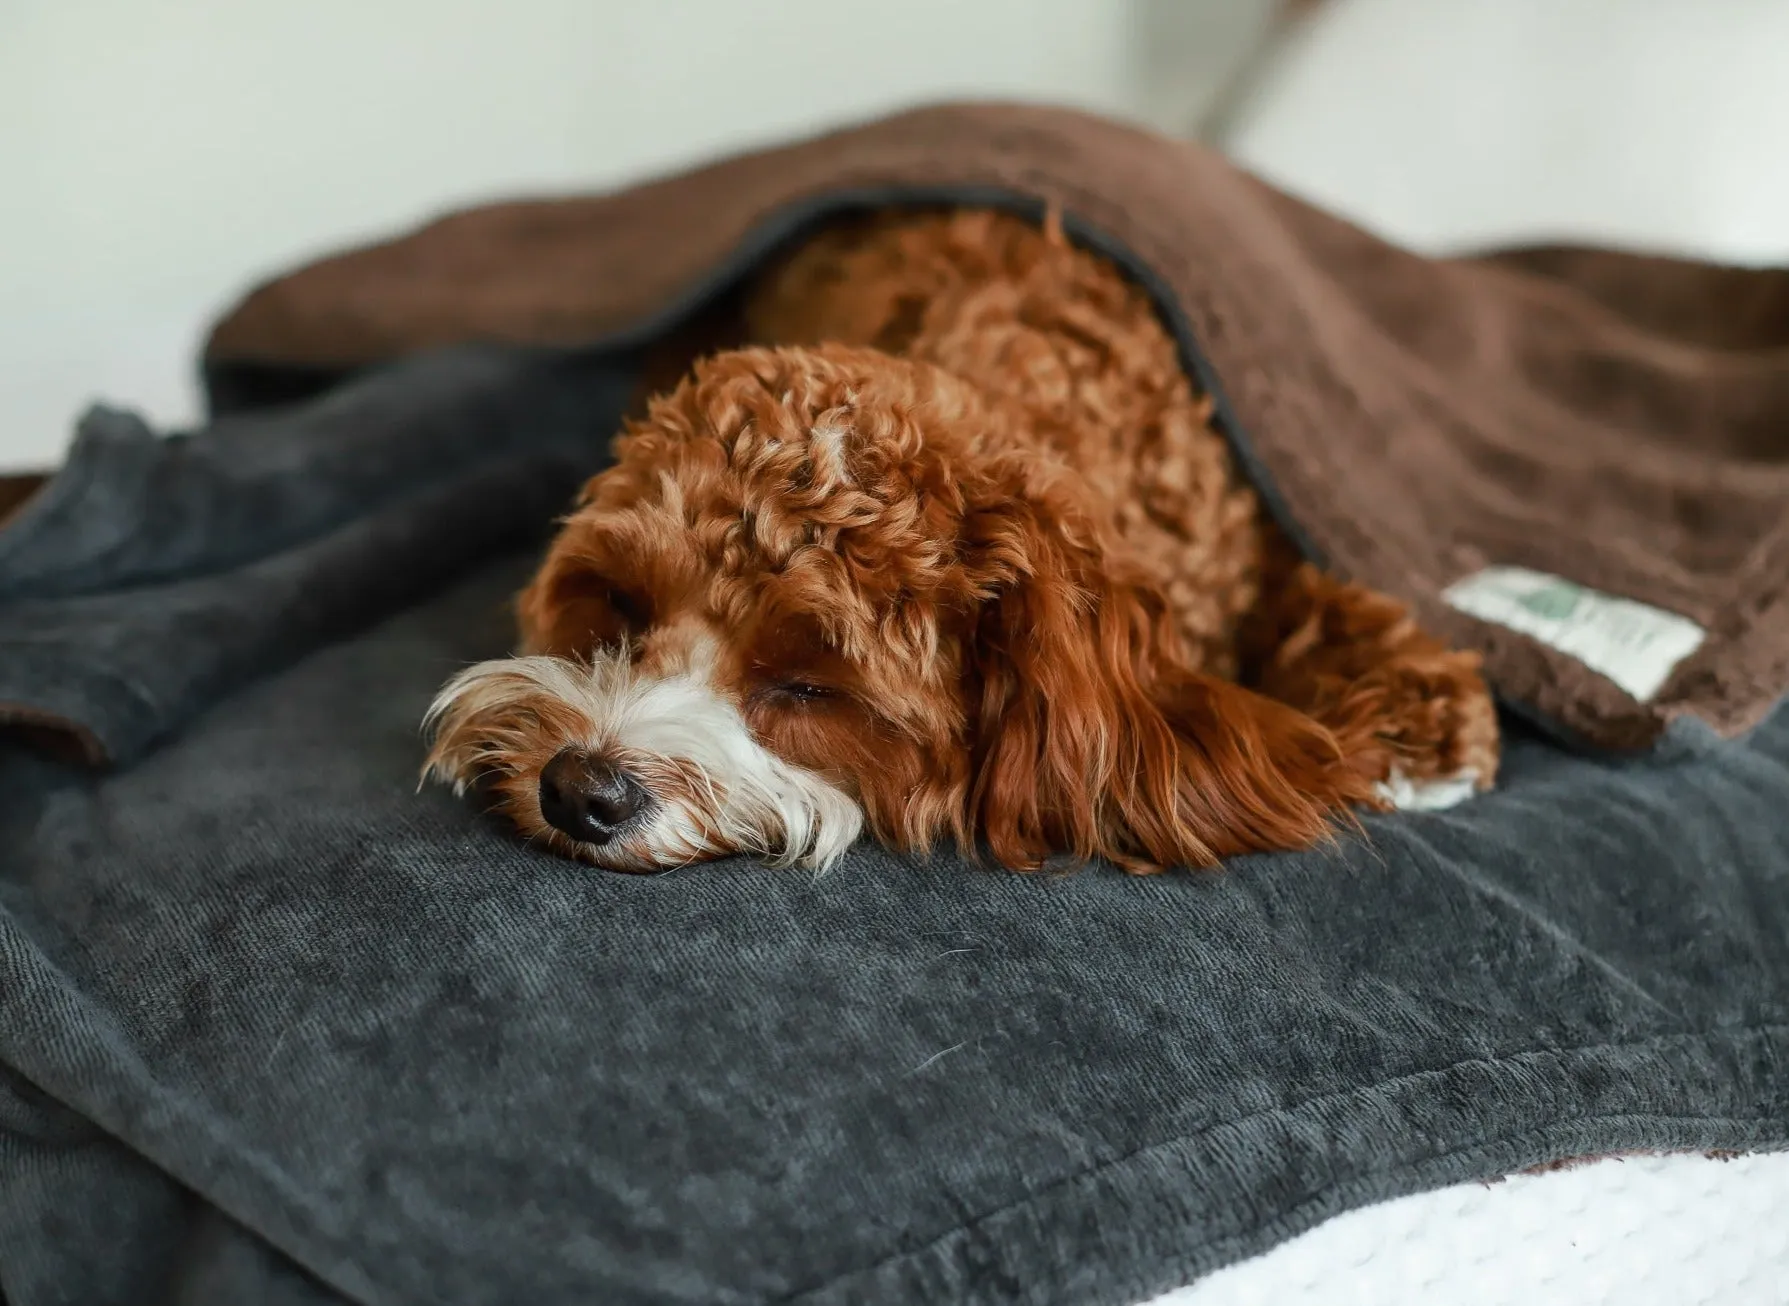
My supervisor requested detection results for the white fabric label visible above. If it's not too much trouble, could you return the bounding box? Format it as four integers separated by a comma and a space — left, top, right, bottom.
1441, 566, 1705, 703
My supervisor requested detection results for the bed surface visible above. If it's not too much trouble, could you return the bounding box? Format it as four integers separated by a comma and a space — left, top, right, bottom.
1155, 1151, 1789, 1305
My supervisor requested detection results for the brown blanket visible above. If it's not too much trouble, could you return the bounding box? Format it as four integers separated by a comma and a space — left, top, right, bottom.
205, 102, 1789, 753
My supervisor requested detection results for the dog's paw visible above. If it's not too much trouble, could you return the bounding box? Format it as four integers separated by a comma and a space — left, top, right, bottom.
1375, 767, 1483, 812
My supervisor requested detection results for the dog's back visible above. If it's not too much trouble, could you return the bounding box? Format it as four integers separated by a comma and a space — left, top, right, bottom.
746, 208, 1265, 673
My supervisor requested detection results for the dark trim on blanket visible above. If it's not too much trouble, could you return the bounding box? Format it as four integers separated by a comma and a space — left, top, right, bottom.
0, 474, 46, 532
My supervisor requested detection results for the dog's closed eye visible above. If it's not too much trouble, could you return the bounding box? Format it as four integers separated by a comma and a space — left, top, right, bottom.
753, 680, 838, 707
602, 585, 649, 630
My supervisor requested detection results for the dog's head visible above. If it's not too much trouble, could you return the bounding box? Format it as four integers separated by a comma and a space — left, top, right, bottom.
423, 344, 1378, 873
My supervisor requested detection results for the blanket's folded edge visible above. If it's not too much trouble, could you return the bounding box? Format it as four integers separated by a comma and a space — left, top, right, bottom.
198, 181, 1701, 762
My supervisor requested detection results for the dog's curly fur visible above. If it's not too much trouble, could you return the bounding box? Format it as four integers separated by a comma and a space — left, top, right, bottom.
425, 208, 1498, 874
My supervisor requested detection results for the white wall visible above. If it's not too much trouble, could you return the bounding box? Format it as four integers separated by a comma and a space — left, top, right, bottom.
13, 0, 1786, 474
1225, 0, 1789, 261
0, 0, 1150, 469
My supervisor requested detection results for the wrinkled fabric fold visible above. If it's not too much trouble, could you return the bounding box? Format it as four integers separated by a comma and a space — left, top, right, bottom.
0, 346, 632, 765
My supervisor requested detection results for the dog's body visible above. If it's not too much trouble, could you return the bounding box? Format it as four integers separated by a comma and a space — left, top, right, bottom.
425, 209, 1497, 873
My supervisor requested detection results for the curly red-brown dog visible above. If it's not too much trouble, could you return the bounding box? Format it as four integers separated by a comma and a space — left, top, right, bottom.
424, 208, 1498, 874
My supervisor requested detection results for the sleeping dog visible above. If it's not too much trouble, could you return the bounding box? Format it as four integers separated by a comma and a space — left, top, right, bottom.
424, 208, 1497, 873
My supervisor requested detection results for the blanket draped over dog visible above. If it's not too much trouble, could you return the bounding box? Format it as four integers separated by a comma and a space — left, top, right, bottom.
2, 103, 1788, 1305
204, 102, 1789, 754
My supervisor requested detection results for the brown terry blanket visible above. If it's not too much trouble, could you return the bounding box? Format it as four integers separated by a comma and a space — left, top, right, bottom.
205, 102, 1789, 753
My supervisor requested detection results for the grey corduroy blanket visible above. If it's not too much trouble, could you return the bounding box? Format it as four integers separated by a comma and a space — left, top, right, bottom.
1, 343, 1787, 1306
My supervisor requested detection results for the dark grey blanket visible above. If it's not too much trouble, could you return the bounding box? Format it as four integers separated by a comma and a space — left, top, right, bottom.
1, 349, 1786, 1306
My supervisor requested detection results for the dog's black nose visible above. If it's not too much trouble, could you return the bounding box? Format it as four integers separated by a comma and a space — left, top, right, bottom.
538, 750, 646, 845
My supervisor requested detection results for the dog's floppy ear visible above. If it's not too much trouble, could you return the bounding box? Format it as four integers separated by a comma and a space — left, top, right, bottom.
961, 470, 1384, 873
